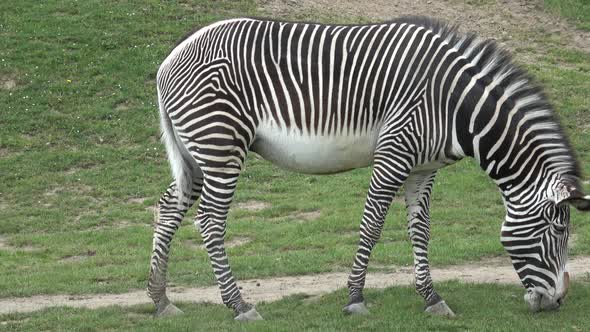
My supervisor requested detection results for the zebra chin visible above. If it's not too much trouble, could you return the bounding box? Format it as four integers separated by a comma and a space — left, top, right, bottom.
524, 272, 570, 312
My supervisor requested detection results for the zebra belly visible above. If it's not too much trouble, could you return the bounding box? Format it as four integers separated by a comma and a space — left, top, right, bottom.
251, 125, 379, 174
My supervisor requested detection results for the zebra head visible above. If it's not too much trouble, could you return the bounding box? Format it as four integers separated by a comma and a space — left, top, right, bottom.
501, 175, 590, 312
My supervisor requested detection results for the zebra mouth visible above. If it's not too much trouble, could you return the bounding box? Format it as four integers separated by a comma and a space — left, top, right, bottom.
523, 271, 569, 312
524, 289, 565, 312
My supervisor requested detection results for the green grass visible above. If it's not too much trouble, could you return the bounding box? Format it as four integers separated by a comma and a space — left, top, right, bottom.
1, 0, 590, 330
544, 0, 590, 30
3, 282, 590, 331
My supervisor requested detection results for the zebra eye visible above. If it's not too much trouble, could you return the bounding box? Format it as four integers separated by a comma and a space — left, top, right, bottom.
552, 223, 567, 233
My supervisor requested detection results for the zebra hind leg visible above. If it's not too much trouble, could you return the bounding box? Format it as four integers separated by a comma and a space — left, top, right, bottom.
148, 179, 202, 317
194, 144, 262, 321
404, 170, 455, 318
197, 178, 263, 321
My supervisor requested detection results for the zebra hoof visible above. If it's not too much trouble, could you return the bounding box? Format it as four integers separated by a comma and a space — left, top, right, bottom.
155, 302, 184, 317
425, 300, 455, 318
234, 307, 264, 321
343, 302, 370, 315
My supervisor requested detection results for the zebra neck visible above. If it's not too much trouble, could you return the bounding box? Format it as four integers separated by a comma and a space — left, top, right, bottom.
449, 72, 578, 197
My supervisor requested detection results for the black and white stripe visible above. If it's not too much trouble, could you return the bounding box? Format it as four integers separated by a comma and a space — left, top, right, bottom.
147, 16, 590, 318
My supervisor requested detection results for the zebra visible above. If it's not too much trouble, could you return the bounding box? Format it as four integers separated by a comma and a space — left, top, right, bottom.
147, 16, 590, 320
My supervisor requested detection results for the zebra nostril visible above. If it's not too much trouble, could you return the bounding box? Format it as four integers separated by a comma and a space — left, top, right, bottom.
557, 297, 564, 306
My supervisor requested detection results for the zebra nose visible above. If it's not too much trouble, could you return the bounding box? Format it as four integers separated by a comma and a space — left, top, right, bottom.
556, 297, 564, 307
562, 271, 570, 298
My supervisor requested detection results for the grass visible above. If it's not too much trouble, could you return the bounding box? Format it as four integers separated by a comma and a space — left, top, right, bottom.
1, 0, 590, 330
544, 0, 590, 31
3, 282, 590, 331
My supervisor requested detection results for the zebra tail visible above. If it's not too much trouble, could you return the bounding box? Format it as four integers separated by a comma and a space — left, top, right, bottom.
157, 88, 197, 208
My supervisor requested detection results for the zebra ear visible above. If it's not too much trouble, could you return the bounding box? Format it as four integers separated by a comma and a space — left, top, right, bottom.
555, 178, 590, 211
563, 194, 590, 211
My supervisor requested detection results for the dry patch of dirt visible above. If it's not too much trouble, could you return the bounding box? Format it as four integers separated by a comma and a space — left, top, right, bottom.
367, 262, 399, 271
42, 185, 99, 209
184, 236, 252, 250
234, 200, 271, 211
115, 220, 135, 228
291, 210, 321, 222
3, 255, 590, 315
126, 197, 149, 205
0, 236, 39, 253
115, 100, 132, 111
0, 318, 29, 327
63, 164, 99, 176
43, 187, 61, 197
0, 75, 17, 90
570, 234, 579, 249
392, 195, 405, 205
225, 236, 252, 248
0, 200, 8, 211
145, 204, 157, 214
260, 0, 590, 63
125, 312, 151, 319
342, 230, 362, 238
85, 220, 139, 231
44, 184, 94, 197
59, 250, 97, 263
0, 148, 12, 158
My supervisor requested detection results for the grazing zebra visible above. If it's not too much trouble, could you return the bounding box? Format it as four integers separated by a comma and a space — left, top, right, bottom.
147, 16, 590, 320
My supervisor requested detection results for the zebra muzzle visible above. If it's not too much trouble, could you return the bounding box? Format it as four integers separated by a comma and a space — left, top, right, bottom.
562, 271, 570, 299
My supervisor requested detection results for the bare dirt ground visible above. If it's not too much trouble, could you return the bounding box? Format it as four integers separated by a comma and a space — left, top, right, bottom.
260, 0, 590, 62
234, 200, 272, 211
2, 256, 590, 315
184, 236, 252, 250
0, 236, 38, 253
0, 73, 17, 91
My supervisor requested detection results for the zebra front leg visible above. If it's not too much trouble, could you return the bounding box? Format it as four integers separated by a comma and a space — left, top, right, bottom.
405, 170, 455, 318
343, 152, 412, 315
148, 180, 202, 317
196, 171, 262, 321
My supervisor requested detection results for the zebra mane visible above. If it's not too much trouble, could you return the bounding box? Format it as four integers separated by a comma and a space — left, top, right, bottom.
391, 16, 581, 180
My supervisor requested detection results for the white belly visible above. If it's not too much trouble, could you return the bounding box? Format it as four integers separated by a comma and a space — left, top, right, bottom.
251, 123, 379, 174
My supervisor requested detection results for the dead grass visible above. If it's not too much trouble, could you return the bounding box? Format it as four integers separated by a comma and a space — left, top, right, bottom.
184, 236, 252, 250
0, 73, 17, 90
59, 249, 97, 263
0, 236, 40, 253
291, 210, 321, 223
234, 200, 271, 211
